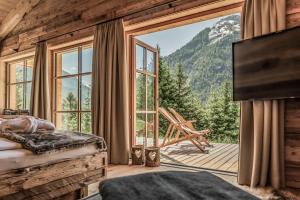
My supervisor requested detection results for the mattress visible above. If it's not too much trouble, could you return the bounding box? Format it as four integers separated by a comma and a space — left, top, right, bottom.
0, 137, 103, 173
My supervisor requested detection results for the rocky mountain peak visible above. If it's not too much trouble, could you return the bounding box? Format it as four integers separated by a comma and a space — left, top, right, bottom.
163, 14, 241, 103
208, 15, 240, 44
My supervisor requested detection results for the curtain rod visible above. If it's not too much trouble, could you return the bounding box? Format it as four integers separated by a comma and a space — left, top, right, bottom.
32, 0, 176, 45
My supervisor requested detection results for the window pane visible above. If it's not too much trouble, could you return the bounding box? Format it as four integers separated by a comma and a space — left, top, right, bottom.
81, 75, 91, 110
25, 83, 32, 110
10, 84, 24, 110
136, 45, 144, 71
147, 50, 155, 74
81, 112, 92, 134
147, 114, 155, 147
26, 59, 34, 81
56, 50, 78, 76
136, 73, 146, 111
10, 62, 24, 83
136, 113, 146, 145
56, 77, 78, 111
147, 76, 155, 111
56, 112, 78, 131
82, 47, 93, 73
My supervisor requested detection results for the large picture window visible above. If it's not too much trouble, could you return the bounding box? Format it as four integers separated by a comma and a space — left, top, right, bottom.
53, 44, 93, 133
6, 58, 34, 110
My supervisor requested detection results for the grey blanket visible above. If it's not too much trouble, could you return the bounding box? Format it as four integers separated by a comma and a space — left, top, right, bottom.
99, 171, 259, 200
0, 130, 106, 154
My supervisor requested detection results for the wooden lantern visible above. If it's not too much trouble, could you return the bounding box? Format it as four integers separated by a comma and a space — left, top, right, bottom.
131, 145, 144, 165
145, 147, 160, 167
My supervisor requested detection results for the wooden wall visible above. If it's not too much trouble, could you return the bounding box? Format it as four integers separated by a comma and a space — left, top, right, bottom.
0, 0, 238, 57
285, 99, 300, 189
287, 0, 300, 28
285, 0, 300, 190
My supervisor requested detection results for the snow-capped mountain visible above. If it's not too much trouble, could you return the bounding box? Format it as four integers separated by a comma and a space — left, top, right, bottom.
163, 14, 241, 103
208, 15, 240, 44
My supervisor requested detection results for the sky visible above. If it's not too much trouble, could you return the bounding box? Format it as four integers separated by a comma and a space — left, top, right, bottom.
136, 16, 223, 57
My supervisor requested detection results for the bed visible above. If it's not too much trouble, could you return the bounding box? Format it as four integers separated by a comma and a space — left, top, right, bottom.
0, 134, 107, 200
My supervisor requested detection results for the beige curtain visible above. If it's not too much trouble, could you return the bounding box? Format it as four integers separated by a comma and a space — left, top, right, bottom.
238, 0, 286, 189
30, 42, 51, 120
92, 19, 129, 164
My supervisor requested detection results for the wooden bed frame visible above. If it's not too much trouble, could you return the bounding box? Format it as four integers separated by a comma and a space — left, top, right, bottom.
0, 152, 107, 200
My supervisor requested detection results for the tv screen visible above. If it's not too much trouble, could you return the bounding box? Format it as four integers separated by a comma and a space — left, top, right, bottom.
232, 26, 300, 101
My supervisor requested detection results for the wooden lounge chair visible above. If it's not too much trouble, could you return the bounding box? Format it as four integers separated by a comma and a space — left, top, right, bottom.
168, 108, 212, 147
159, 107, 209, 153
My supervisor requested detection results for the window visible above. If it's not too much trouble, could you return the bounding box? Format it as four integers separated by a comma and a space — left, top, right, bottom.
6, 58, 34, 110
134, 39, 159, 147
53, 44, 93, 133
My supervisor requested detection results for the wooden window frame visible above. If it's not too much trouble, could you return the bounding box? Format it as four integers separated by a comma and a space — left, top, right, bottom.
126, 2, 243, 148
52, 42, 93, 132
132, 38, 159, 147
5, 57, 34, 110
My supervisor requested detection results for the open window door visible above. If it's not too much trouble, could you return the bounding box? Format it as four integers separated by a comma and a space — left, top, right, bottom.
132, 38, 159, 147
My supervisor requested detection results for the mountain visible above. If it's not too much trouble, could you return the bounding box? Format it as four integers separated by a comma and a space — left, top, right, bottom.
60, 69, 91, 108
163, 15, 241, 103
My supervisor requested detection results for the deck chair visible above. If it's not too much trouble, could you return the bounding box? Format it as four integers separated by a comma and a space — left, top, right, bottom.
168, 108, 212, 147
159, 107, 209, 153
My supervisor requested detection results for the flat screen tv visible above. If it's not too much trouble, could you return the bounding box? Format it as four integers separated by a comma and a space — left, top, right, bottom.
232, 26, 300, 101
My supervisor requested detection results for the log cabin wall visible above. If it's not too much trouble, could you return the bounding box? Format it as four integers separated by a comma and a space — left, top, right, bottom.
285, 0, 300, 190
287, 0, 300, 28
0, 0, 241, 57
285, 99, 300, 189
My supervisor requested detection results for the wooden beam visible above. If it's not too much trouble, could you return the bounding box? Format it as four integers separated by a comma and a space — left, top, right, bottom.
0, 0, 41, 41
1, 0, 237, 57
125, 0, 243, 35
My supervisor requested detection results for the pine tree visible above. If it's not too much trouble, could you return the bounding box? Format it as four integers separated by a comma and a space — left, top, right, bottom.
205, 81, 239, 143
173, 63, 206, 131
158, 48, 239, 143
221, 82, 239, 140
16, 85, 23, 109
63, 92, 78, 131
158, 46, 178, 136
16, 69, 24, 109
159, 50, 207, 137
82, 93, 92, 133
65, 92, 77, 110
81, 112, 91, 133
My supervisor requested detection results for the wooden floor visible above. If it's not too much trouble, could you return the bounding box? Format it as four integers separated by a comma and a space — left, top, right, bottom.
160, 141, 239, 173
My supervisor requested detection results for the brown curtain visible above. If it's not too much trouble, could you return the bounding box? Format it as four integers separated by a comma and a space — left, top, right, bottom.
30, 42, 51, 120
92, 19, 129, 164
238, 0, 286, 189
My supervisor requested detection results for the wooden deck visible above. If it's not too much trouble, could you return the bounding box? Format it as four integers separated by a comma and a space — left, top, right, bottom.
160, 141, 239, 173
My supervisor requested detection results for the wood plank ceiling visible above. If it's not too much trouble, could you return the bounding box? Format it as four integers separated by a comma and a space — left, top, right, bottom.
0, 0, 20, 24
0, 0, 40, 41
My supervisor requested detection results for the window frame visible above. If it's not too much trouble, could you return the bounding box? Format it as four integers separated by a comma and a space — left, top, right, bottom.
52, 42, 93, 133
132, 38, 159, 147
5, 56, 34, 110
126, 1, 243, 148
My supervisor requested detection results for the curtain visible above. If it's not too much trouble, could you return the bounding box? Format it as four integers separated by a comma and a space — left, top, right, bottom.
30, 42, 51, 120
238, 0, 286, 189
92, 19, 129, 164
